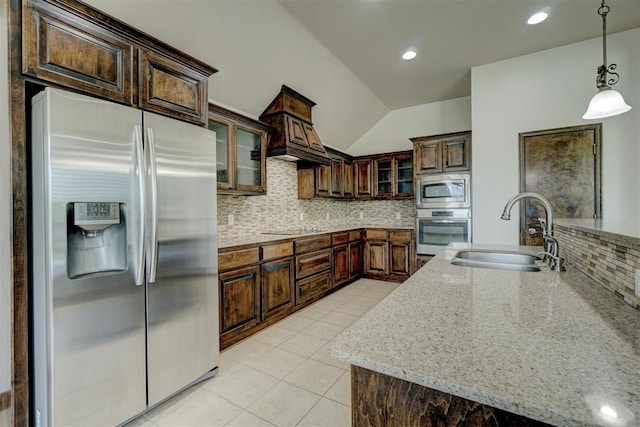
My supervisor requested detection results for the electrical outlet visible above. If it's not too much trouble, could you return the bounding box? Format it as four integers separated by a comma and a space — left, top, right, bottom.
635, 269, 640, 298
325, 212, 330, 220
227, 214, 234, 225
299, 212, 304, 221
395, 212, 401, 219
359, 211, 364, 219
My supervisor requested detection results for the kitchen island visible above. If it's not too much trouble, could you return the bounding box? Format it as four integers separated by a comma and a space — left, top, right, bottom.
332, 244, 640, 426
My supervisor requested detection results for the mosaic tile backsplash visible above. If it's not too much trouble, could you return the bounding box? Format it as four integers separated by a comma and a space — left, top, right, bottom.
555, 225, 640, 309
217, 158, 415, 237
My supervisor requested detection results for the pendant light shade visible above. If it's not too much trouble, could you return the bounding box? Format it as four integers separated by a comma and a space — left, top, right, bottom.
582, 0, 632, 120
583, 87, 632, 119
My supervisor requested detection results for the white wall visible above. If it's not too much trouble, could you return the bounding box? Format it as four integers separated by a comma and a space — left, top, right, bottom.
472, 28, 640, 245
346, 97, 471, 156
82, 0, 389, 152
0, 0, 12, 398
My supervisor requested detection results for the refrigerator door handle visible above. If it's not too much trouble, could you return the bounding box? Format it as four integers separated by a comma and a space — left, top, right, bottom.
146, 127, 159, 284
134, 125, 146, 286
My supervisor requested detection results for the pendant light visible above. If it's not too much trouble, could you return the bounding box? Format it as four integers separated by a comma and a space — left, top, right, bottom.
582, 0, 632, 120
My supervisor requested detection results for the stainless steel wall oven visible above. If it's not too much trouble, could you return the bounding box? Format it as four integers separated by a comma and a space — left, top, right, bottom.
416, 209, 471, 255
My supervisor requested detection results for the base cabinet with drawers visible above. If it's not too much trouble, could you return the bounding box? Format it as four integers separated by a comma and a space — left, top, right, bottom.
218, 228, 400, 349
294, 235, 333, 304
218, 242, 294, 348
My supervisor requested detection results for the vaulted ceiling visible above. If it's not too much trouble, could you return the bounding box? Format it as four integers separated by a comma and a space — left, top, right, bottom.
83, 0, 640, 151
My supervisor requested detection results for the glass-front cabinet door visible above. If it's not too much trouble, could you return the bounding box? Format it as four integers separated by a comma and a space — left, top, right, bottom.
208, 104, 269, 195
374, 158, 393, 198
208, 118, 232, 190
395, 153, 413, 198
235, 127, 264, 191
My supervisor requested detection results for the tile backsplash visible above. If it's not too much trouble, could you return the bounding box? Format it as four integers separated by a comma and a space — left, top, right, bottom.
217, 158, 414, 238
555, 224, 640, 309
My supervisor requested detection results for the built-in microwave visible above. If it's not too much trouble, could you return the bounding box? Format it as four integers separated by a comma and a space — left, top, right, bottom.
416, 173, 470, 209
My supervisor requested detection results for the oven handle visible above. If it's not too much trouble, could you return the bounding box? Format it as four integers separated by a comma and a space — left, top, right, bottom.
417, 218, 471, 224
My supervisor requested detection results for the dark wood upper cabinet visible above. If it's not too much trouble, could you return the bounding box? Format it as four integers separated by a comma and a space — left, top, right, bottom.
22, 0, 134, 104
22, 0, 216, 125
298, 148, 352, 199
373, 157, 394, 198
394, 152, 414, 197
315, 163, 331, 198
138, 49, 208, 125
330, 159, 343, 197
354, 159, 374, 199
360, 150, 413, 200
343, 159, 354, 198
412, 131, 471, 175
209, 104, 271, 196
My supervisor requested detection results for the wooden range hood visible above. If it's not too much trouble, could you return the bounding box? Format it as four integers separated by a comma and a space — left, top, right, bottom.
259, 85, 332, 165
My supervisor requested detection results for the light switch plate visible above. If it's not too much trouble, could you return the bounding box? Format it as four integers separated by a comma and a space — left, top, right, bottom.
299, 212, 304, 221
359, 211, 364, 219
395, 212, 401, 219
635, 269, 640, 298
227, 214, 234, 225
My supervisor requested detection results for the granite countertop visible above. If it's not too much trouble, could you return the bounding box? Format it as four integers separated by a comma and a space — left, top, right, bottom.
555, 218, 640, 244
332, 243, 640, 427
218, 224, 414, 249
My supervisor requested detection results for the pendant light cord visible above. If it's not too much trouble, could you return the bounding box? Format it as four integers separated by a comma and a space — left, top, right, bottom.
599, 0, 609, 72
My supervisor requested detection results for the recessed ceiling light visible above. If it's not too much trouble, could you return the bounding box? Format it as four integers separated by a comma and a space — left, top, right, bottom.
527, 11, 548, 25
402, 49, 417, 60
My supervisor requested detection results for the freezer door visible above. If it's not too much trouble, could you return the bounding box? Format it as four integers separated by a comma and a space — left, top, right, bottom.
31, 88, 146, 426
143, 111, 219, 406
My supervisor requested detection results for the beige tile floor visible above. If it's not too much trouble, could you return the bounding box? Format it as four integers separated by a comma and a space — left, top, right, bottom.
126, 278, 398, 427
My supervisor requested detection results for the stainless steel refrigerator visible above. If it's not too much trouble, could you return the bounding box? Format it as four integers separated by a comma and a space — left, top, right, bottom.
31, 88, 219, 426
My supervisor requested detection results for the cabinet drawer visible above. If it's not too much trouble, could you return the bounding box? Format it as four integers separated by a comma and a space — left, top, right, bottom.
218, 247, 259, 271
389, 230, 413, 242
332, 232, 349, 246
296, 271, 331, 304
295, 235, 331, 254
22, 1, 134, 104
366, 229, 388, 240
348, 229, 363, 242
295, 248, 332, 279
260, 242, 294, 262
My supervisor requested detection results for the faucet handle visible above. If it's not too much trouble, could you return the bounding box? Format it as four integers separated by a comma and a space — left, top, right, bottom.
538, 218, 547, 235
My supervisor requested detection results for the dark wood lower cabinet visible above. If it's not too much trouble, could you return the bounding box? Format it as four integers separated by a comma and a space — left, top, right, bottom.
390, 241, 411, 277
217, 229, 387, 348
364, 229, 414, 282
261, 258, 294, 320
333, 244, 349, 286
365, 240, 388, 277
296, 271, 332, 304
416, 255, 433, 270
219, 266, 260, 335
351, 366, 550, 426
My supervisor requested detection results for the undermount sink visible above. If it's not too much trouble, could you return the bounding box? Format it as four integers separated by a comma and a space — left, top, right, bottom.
450, 249, 542, 272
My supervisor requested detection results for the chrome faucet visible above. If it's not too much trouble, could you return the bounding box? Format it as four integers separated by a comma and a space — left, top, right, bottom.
501, 192, 563, 270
